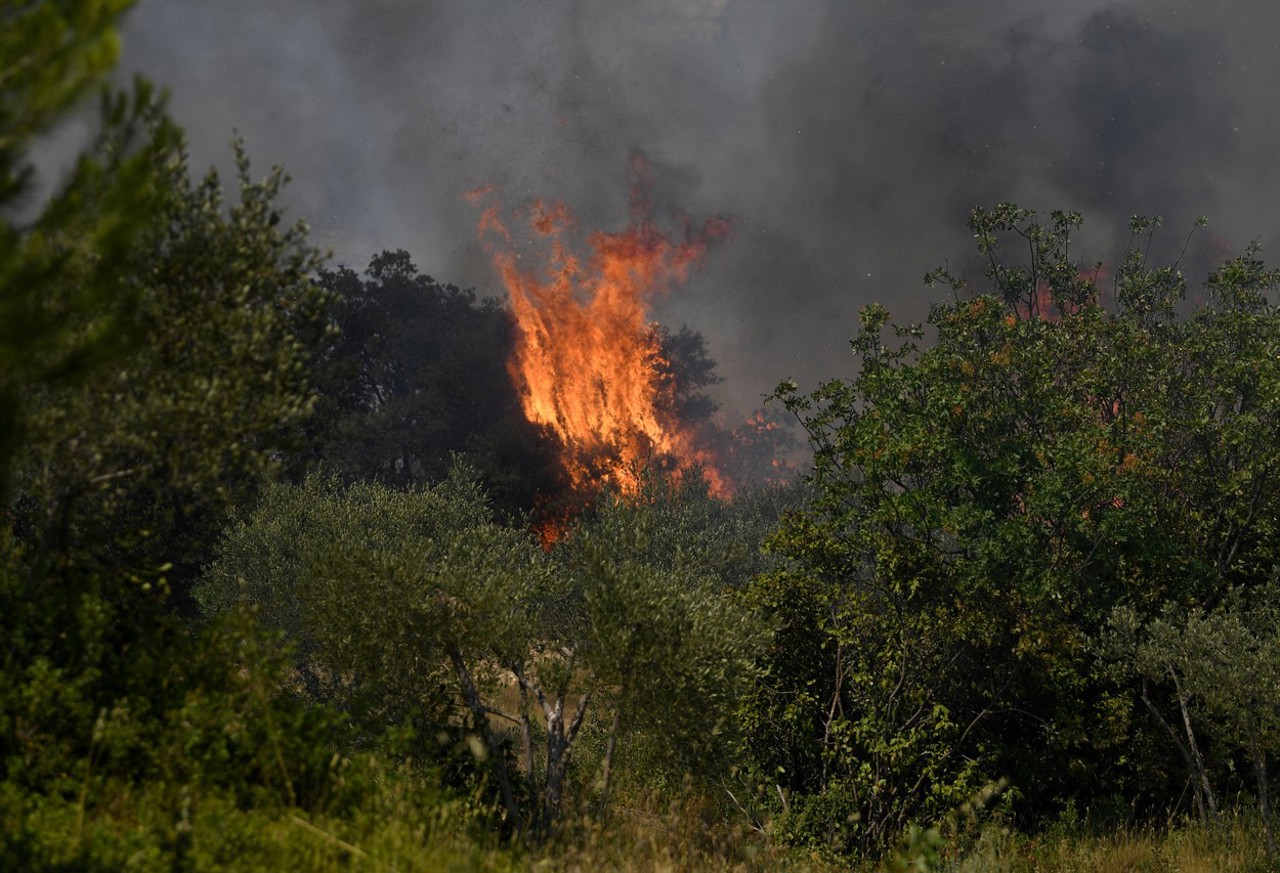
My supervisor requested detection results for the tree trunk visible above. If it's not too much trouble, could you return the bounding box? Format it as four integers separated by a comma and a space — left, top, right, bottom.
1171, 670, 1218, 820
517, 675, 535, 779
509, 660, 592, 839
597, 705, 623, 815
539, 701, 567, 837
446, 644, 523, 832
1251, 739, 1276, 859
537, 690, 592, 837
1141, 677, 1216, 823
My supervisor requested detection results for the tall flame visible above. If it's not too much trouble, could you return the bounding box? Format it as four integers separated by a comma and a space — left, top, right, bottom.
468, 157, 733, 497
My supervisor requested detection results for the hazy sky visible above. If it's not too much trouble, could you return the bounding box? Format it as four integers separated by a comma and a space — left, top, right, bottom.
116, 0, 1280, 420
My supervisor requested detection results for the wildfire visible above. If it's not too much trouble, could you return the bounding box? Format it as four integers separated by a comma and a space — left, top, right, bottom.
467, 156, 734, 498
1015, 265, 1109, 323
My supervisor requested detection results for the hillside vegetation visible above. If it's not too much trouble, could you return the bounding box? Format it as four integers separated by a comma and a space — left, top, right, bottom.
3, 5, 1278, 871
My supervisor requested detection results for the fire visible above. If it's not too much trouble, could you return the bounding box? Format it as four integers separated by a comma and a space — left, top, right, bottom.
1014, 265, 1111, 323
468, 156, 733, 498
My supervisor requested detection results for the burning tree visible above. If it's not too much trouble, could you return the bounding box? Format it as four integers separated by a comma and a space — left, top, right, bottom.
467, 155, 735, 499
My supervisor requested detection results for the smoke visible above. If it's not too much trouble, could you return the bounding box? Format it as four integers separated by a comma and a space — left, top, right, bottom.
117, 0, 1278, 419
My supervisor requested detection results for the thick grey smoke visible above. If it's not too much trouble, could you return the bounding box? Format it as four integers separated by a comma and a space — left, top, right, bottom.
117, 0, 1279, 420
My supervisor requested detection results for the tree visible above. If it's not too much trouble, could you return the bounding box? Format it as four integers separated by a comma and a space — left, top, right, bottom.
0, 1, 178, 500
12, 139, 332, 594
654, 323, 723, 426
1102, 587, 1280, 855
306, 249, 561, 514
551, 472, 784, 809
199, 466, 770, 839
0, 10, 364, 867
751, 204, 1280, 855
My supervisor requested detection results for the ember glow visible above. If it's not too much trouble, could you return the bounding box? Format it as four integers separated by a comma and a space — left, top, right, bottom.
468, 158, 734, 498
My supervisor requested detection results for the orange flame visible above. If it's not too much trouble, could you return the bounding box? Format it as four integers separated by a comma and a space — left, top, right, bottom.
468, 159, 734, 499
1010, 264, 1113, 323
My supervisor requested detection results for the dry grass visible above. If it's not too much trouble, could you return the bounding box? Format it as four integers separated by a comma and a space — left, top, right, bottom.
945, 809, 1272, 873
530, 793, 837, 873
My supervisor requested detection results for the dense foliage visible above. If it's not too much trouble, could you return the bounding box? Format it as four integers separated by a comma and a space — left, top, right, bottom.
752, 205, 1280, 855
302, 249, 745, 517
2, 4, 357, 869
304, 250, 560, 511
5, 5, 1280, 871
198, 467, 778, 837
13, 141, 332, 598
0, 2, 177, 500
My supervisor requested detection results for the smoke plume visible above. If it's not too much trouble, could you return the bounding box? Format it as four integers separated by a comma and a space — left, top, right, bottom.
117, 0, 1279, 418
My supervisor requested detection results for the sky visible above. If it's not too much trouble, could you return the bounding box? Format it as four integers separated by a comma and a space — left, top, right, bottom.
115, 0, 1280, 421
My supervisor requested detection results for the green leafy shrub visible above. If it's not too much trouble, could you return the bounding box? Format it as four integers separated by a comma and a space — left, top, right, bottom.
747, 205, 1280, 857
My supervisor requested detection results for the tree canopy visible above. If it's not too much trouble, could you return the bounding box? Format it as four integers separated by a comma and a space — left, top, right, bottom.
0, 2, 178, 500
198, 467, 775, 838
751, 204, 1280, 854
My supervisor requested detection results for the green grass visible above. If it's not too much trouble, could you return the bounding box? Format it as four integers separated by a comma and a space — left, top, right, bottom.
9, 780, 1274, 873
939, 809, 1273, 873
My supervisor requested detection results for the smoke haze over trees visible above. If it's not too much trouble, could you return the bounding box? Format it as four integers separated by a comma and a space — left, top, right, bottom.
116, 0, 1279, 417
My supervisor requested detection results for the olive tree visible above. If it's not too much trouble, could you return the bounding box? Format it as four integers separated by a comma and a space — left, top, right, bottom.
200, 466, 769, 838
553, 472, 779, 810
1102, 587, 1280, 855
